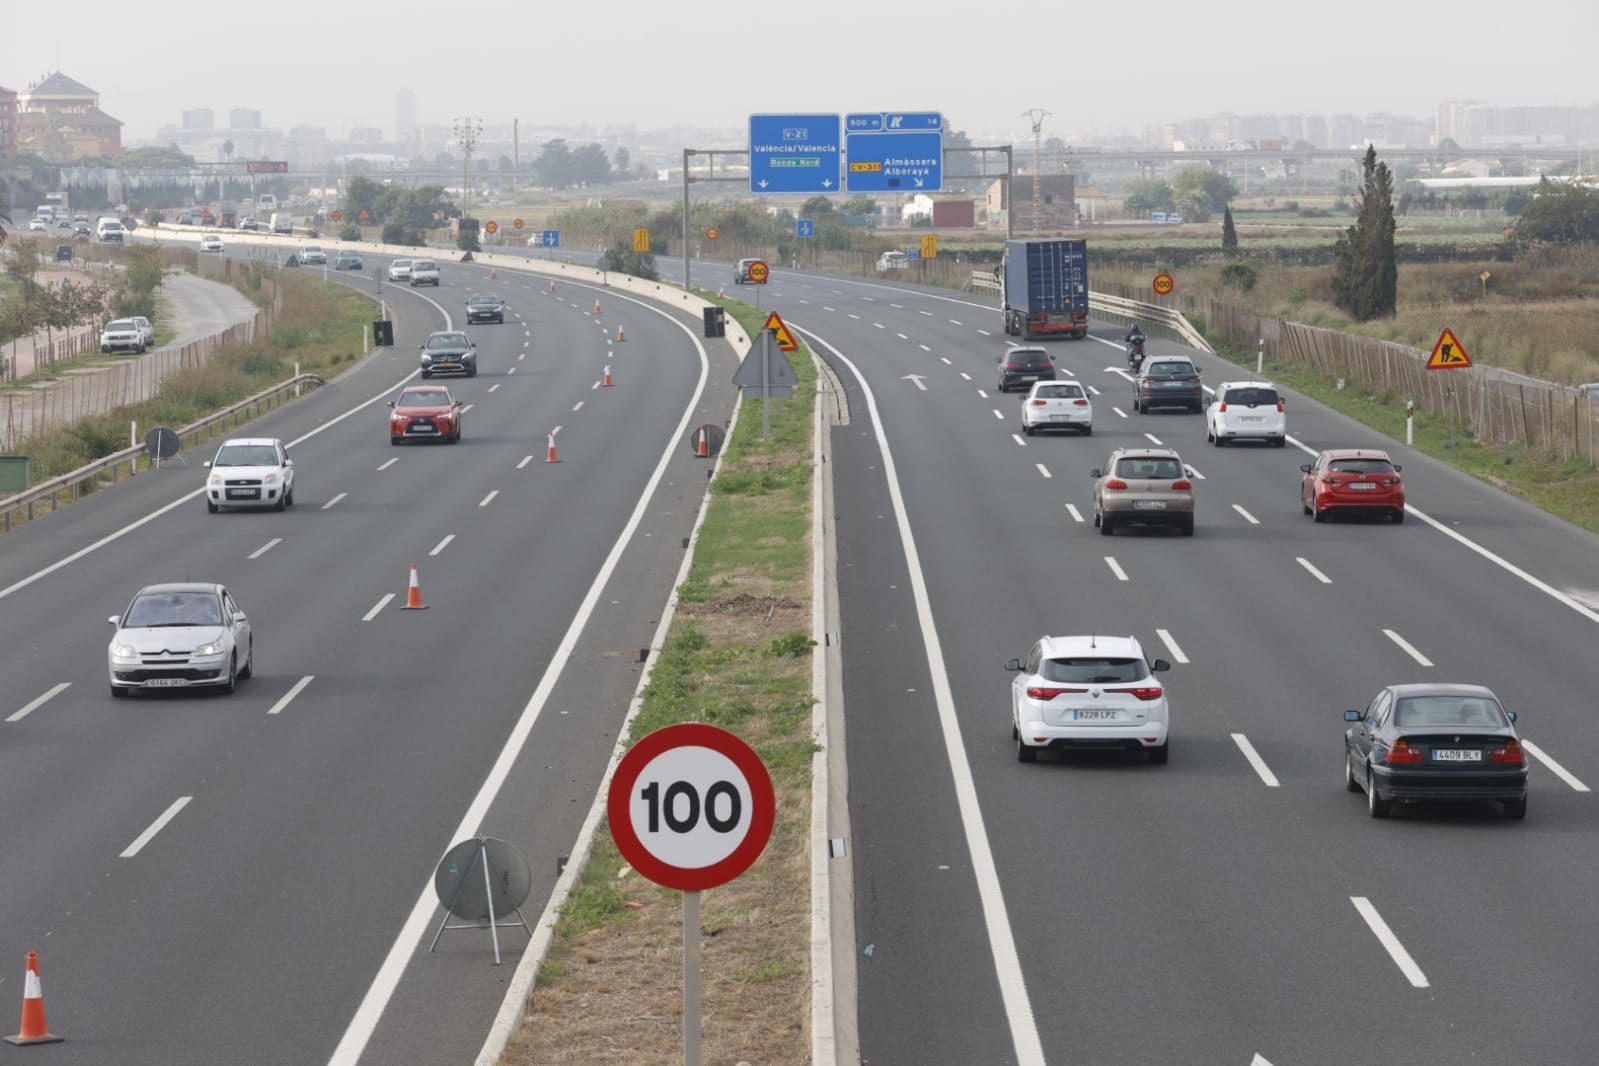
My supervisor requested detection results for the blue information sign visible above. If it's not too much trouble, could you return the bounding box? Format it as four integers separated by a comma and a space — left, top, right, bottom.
540, 229, 561, 247
845, 111, 943, 192
797, 219, 815, 238
748, 114, 842, 194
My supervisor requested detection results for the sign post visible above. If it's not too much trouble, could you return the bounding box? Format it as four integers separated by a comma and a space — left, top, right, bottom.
1426, 328, 1472, 452
608, 724, 775, 1066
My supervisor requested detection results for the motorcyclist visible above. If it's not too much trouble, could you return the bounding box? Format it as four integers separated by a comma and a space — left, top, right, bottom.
1125, 324, 1147, 368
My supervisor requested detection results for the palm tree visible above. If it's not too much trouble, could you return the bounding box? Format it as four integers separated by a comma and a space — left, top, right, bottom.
223, 139, 235, 162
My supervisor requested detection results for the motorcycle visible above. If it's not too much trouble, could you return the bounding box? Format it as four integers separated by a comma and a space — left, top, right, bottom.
1126, 338, 1146, 371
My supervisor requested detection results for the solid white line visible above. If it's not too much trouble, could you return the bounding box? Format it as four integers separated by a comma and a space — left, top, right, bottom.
321, 492, 347, 510
1113, 407, 1127, 418
1232, 504, 1260, 525
377, 458, 398, 471
1036, 464, 1052, 479
267, 675, 314, 716
1231, 733, 1281, 787
1144, 433, 1164, 445
488, 383, 501, 393
1383, 628, 1434, 667
1104, 556, 1128, 581
1156, 628, 1189, 664
793, 323, 1046, 1066
1011, 434, 1027, 447
517, 455, 533, 469
1296, 557, 1333, 584
1351, 896, 1430, 988
248, 537, 282, 559
7, 682, 70, 723
429, 534, 455, 556
362, 593, 395, 622
1064, 504, 1083, 523
993, 409, 1006, 420
1521, 739, 1591, 792
479, 490, 498, 507
120, 796, 192, 858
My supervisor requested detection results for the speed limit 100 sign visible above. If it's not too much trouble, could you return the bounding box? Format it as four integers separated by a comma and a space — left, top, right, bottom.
607, 723, 774, 891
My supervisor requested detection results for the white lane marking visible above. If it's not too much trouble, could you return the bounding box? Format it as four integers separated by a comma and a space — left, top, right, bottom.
1104, 556, 1128, 581
248, 538, 283, 560
889, 303, 903, 309
488, 383, 501, 393
507, 367, 517, 375
873, 323, 885, 330
1188, 466, 1206, 480
848, 313, 861, 320
941, 357, 952, 365
793, 323, 1047, 1066
1297, 557, 1333, 584
949, 319, 963, 326
429, 534, 455, 556
1036, 464, 1052, 479
591, 381, 601, 390
321, 492, 347, 510
862, 296, 875, 302
573, 401, 585, 411
960, 372, 971, 381
977, 389, 989, 398
267, 675, 314, 716
462, 404, 475, 413
1011, 434, 1028, 447
1060, 368, 1076, 377
977, 329, 992, 336
1521, 739, 1591, 792
1231, 734, 1281, 788
377, 458, 398, 471
799, 298, 810, 304
7, 682, 70, 723
362, 593, 395, 622
823, 306, 836, 312
921, 344, 932, 352
518, 353, 525, 360
1232, 504, 1260, 525
120, 796, 192, 858
479, 490, 499, 508
919, 310, 933, 316
1144, 433, 1164, 445
992, 409, 1006, 420
1351, 897, 1430, 988
1064, 504, 1083, 523
1156, 628, 1189, 664
1383, 628, 1434, 667
517, 456, 533, 469
896, 332, 908, 340
1113, 407, 1128, 418
1086, 386, 1099, 396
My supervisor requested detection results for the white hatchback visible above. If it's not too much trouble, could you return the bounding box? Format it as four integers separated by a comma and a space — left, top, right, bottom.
204, 437, 295, 512
387, 259, 414, 281
1020, 380, 1093, 436
1206, 381, 1286, 447
1007, 634, 1172, 763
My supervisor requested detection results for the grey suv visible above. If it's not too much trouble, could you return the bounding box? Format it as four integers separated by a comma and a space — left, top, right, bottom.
1091, 447, 1197, 536
419, 330, 477, 378
1133, 357, 1203, 413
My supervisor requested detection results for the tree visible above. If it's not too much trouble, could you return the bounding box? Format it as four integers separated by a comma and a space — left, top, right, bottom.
343, 176, 385, 227
1123, 179, 1174, 215
1513, 178, 1599, 243
0, 196, 10, 244
612, 147, 630, 176
1332, 146, 1398, 321
1171, 168, 1237, 223
223, 139, 235, 161
1221, 206, 1238, 254
598, 240, 658, 280
572, 144, 612, 186
535, 139, 575, 188
801, 195, 835, 216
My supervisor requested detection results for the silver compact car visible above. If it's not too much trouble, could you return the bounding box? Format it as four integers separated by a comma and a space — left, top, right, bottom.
108, 583, 254, 697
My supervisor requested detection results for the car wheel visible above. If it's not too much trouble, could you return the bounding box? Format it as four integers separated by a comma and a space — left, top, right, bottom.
1016, 737, 1038, 763
1273, 438, 1287, 448
1313, 505, 1328, 524
1021, 423, 1033, 436
1302, 495, 1313, 516
1503, 794, 1528, 820
110, 684, 127, 699
1345, 751, 1361, 793
221, 654, 237, 695
421, 370, 431, 379
467, 368, 477, 378
1099, 515, 1115, 536
1081, 424, 1092, 436
1366, 763, 1391, 818
237, 638, 253, 680
1147, 741, 1169, 765
448, 431, 460, 444
273, 492, 286, 512
390, 436, 402, 446
1092, 507, 1101, 527
207, 499, 218, 514
284, 486, 294, 507
1213, 433, 1224, 447
1392, 508, 1405, 524
1180, 518, 1195, 537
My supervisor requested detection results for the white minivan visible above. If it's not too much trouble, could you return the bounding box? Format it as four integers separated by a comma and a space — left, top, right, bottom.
1205, 381, 1287, 447
96, 217, 126, 243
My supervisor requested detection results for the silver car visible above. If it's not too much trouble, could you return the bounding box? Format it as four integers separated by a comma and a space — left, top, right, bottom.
1091, 447, 1197, 536
108, 583, 254, 697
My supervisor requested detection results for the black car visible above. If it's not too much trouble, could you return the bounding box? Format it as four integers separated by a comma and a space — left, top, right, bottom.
1344, 683, 1528, 820
1133, 357, 1203, 413
54, 244, 74, 263
995, 347, 1056, 393
419, 330, 477, 379
466, 294, 505, 324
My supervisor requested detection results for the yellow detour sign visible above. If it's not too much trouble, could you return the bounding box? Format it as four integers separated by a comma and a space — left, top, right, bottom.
633, 227, 650, 253
512, 218, 524, 230
921, 234, 938, 259
484, 221, 499, 234
1426, 328, 1472, 370
1153, 272, 1175, 296
763, 311, 798, 352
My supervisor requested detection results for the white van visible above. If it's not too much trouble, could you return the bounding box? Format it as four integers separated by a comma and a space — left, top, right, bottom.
270, 212, 294, 235
96, 217, 126, 243
258, 194, 278, 212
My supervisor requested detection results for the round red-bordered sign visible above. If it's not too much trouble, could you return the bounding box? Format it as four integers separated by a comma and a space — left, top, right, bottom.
705, 226, 720, 240
747, 260, 769, 284
1152, 272, 1175, 296
608, 723, 775, 892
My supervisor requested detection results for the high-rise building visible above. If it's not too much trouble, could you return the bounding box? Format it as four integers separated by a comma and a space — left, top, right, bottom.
230, 108, 262, 130
183, 107, 214, 130
395, 88, 418, 154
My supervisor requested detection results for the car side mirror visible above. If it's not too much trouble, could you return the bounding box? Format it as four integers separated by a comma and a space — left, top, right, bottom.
1151, 658, 1171, 672
418, 345, 425, 350
108, 615, 119, 625
1392, 464, 1402, 472
1299, 464, 1312, 474
1185, 467, 1196, 477
202, 460, 212, 468
1090, 468, 1103, 478
284, 459, 293, 467
1344, 710, 1362, 722
1507, 710, 1517, 722
1004, 658, 1022, 671
387, 401, 396, 408
1203, 396, 1212, 406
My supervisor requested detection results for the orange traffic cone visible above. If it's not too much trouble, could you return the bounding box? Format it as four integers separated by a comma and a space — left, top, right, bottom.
694, 428, 710, 459
717, 285, 726, 299
545, 432, 560, 463
4, 951, 62, 1046
617, 324, 626, 342
603, 365, 613, 387
400, 563, 428, 610
593, 299, 603, 315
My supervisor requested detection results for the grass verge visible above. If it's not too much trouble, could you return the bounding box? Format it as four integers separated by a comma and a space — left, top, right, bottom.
503, 296, 819, 1065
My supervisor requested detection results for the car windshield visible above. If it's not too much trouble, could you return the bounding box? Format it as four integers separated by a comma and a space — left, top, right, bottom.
399, 390, 451, 408
107, 320, 135, 330
304, 246, 321, 253
427, 333, 469, 348
213, 445, 279, 467
393, 261, 411, 268
1394, 695, 1508, 728
1042, 657, 1146, 684
1115, 457, 1184, 479
470, 296, 499, 305
1036, 384, 1084, 399
126, 592, 223, 628
413, 261, 436, 270
1328, 458, 1395, 474
1146, 361, 1196, 378
1223, 387, 1278, 405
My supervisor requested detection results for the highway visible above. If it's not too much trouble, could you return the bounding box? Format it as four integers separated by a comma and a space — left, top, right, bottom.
0, 247, 739, 1064
670, 256, 1599, 1064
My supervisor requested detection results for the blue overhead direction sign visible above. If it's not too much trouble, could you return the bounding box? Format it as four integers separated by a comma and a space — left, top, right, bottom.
797, 219, 815, 238
846, 113, 884, 132
748, 113, 842, 194
540, 229, 561, 247
886, 112, 943, 131
845, 129, 943, 192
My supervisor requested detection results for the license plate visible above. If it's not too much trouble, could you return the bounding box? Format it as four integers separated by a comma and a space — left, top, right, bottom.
1240, 416, 1264, 423
1050, 414, 1072, 422
1071, 709, 1121, 721
1020, 375, 1037, 382
226, 489, 258, 499
1432, 749, 1483, 762
144, 678, 188, 688
1348, 482, 1378, 491
1133, 500, 1167, 510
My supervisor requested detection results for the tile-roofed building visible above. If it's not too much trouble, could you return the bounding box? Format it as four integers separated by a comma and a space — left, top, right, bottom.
16, 71, 123, 160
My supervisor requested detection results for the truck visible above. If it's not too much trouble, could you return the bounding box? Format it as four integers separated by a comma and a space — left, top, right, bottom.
1001, 238, 1089, 340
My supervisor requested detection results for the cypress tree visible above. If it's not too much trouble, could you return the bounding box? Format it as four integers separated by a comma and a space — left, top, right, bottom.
1332, 146, 1397, 320
1221, 206, 1238, 255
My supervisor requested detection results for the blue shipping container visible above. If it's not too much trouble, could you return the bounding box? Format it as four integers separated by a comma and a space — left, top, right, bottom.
1002, 238, 1089, 339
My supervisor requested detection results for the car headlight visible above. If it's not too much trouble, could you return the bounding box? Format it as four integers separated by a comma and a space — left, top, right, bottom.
208, 475, 223, 485
112, 643, 139, 661
194, 640, 225, 657
421, 354, 433, 363
264, 472, 278, 483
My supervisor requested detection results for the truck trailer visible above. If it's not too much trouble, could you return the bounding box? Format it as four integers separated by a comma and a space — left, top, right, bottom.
1001, 238, 1089, 340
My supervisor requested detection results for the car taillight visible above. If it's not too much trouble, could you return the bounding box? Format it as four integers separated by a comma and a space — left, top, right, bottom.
1171, 479, 1192, 491
1026, 686, 1086, 700
1217, 402, 1228, 412
1031, 399, 1047, 406
1384, 740, 1425, 765
1106, 686, 1163, 701
1073, 399, 1088, 406
1276, 401, 1285, 412
1491, 740, 1524, 765
1006, 362, 1020, 370
1105, 479, 1129, 490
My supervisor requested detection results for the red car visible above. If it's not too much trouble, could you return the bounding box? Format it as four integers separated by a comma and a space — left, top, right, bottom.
389, 385, 464, 445
1301, 449, 1405, 523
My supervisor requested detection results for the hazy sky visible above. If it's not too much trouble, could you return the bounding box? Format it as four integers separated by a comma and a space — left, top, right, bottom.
4, 0, 1596, 142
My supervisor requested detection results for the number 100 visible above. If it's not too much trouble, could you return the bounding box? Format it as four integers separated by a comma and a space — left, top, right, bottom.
641, 780, 742, 834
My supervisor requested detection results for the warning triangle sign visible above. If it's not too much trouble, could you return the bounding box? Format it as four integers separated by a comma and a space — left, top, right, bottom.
764, 311, 798, 353
1426, 328, 1472, 370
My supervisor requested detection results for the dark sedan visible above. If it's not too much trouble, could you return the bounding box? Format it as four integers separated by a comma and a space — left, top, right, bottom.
1133, 357, 1204, 413
466, 294, 505, 324
995, 347, 1056, 393
1344, 683, 1528, 820
419, 330, 477, 378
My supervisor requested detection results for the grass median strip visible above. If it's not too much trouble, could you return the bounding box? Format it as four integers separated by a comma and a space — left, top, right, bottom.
503, 297, 818, 1066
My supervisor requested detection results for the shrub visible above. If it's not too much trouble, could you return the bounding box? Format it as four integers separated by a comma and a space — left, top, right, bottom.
1219, 262, 1258, 293
765, 631, 815, 658
339, 224, 360, 242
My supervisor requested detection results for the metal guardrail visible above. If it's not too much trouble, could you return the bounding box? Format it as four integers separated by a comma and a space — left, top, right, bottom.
1, 373, 323, 532
963, 272, 1212, 352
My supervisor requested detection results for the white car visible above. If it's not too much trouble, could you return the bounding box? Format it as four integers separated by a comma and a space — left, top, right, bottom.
1007, 634, 1172, 764
28, 218, 47, 232
1205, 381, 1286, 447
876, 250, 909, 271
200, 234, 224, 252
130, 316, 155, 347
409, 259, 440, 286
99, 319, 146, 354
204, 437, 295, 512
387, 259, 414, 281
300, 244, 327, 265
108, 582, 253, 697
1020, 380, 1093, 436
